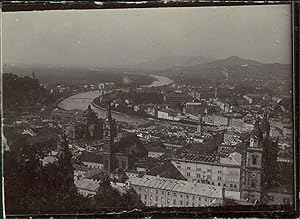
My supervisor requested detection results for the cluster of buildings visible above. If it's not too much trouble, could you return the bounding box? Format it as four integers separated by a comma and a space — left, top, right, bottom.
4, 76, 293, 209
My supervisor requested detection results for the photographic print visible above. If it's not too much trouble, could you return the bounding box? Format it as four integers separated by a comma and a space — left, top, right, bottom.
1, 2, 296, 216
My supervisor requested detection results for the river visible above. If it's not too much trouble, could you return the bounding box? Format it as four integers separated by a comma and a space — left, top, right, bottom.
58, 74, 173, 124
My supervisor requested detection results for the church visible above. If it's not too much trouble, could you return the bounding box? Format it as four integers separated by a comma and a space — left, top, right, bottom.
240, 112, 279, 204
65, 104, 146, 172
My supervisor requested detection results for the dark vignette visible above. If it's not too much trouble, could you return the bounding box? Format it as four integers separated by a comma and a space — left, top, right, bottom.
1, 1, 299, 218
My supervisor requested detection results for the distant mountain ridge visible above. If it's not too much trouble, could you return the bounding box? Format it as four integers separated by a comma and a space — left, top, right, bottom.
158, 56, 291, 81
128, 55, 215, 71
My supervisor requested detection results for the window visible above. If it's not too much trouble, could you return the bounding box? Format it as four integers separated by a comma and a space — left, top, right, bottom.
252, 156, 257, 165
173, 199, 176, 205
212, 182, 214, 185
144, 195, 147, 199
162, 191, 164, 195
167, 192, 170, 195
180, 200, 183, 205
155, 196, 158, 201
205, 198, 208, 202
180, 194, 183, 198
218, 176, 222, 181
167, 199, 170, 203
186, 202, 189, 206
156, 190, 158, 194
150, 195, 152, 200
177, 165, 181, 169
230, 184, 233, 188
187, 172, 191, 176
186, 195, 189, 199
161, 198, 164, 202
174, 193, 177, 197
150, 189, 152, 193
208, 169, 212, 172
234, 184, 237, 188
187, 167, 191, 170
192, 196, 195, 200
251, 181, 256, 188
218, 183, 221, 186
218, 170, 222, 174
139, 187, 141, 191
197, 174, 201, 178
269, 195, 274, 201
199, 197, 201, 201
197, 168, 201, 171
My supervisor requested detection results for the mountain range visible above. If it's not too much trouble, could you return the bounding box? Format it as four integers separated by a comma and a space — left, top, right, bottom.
151, 56, 292, 82
4, 55, 291, 83
127, 55, 214, 71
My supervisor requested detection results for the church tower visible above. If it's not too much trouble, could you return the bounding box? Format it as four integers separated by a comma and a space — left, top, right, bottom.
241, 113, 278, 204
102, 102, 114, 171
241, 117, 264, 203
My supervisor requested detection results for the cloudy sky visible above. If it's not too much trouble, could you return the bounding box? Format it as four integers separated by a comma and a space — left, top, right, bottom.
2, 5, 291, 68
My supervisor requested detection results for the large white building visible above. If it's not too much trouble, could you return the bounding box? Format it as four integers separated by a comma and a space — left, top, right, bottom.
171, 152, 242, 193
126, 175, 225, 207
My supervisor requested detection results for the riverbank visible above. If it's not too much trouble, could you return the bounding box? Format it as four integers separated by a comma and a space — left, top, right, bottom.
57, 74, 174, 123
91, 100, 129, 117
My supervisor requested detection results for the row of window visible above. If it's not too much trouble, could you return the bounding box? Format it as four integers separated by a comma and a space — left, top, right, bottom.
183, 166, 222, 173
143, 194, 212, 203
138, 188, 215, 202
177, 165, 222, 172
188, 179, 238, 189
187, 173, 222, 180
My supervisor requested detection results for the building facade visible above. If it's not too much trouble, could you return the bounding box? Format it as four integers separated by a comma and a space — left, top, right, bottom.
171, 152, 241, 192
240, 113, 279, 203
126, 175, 224, 207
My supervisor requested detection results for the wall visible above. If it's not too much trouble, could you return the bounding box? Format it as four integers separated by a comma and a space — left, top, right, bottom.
171, 159, 241, 192
133, 185, 223, 207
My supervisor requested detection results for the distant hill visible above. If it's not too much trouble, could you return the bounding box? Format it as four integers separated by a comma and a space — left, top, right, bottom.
3, 64, 155, 87
159, 56, 291, 81
128, 55, 214, 71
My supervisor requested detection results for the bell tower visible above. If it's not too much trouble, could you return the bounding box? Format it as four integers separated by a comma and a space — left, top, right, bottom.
102, 102, 114, 171
241, 117, 264, 203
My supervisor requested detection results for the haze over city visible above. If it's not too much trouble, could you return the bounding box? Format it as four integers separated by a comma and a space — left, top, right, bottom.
2, 3, 295, 216
3, 5, 291, 69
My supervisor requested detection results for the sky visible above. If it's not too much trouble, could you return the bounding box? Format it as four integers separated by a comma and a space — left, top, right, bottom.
2, 5, 291, 68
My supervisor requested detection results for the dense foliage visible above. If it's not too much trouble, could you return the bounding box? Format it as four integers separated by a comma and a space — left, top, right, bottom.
4, 135, 144, 214
2, 73, 57, 110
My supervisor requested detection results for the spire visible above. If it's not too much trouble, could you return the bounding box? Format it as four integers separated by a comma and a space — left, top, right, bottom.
250, 115, 263, 140
260, 111, 270, 137
106, 102, 112, 122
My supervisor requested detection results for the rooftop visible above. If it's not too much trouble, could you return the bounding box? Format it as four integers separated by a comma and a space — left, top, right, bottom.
75, 178, 99, 192
126, 175, 223, 199
173, 153, 220, 164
